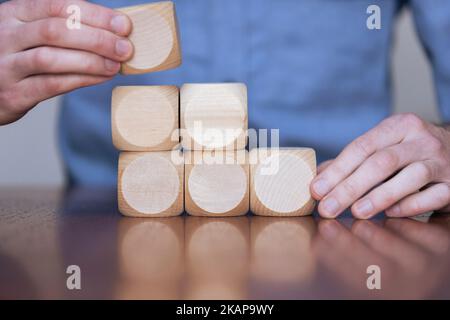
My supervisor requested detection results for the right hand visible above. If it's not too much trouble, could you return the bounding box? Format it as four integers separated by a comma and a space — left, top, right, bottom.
0, 0, 133, 125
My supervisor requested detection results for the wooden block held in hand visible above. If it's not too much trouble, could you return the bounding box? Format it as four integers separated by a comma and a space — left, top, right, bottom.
185, 150, 249, 216
118, 151, 184, 217
181, 83, 248, 150
112, 86, 179, 151
250, 148, 316, 216
117, 1, 182, 74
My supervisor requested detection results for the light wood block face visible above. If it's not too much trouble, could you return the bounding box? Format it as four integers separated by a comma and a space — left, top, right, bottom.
184, 150, 249, 216
117, 1, 182, 75
181, 83, 248, 150
112, 86, 179, 151
118, 151, 184, 217
250, 148, 316, 216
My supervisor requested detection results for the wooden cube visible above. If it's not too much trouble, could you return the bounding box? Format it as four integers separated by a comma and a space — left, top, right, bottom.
112, 86, 179, 151
117, 1, 182, 74
118, 151, 184, 217
180, 83, 248, 150
184, 150, 249, 216
250, 148, 316, 216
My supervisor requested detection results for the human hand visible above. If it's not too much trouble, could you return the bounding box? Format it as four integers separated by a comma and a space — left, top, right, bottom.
0, 0, 133, 125
310, 113, 450, 218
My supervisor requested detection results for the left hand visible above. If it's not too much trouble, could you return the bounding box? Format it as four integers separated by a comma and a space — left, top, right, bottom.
310, 113, 450, 219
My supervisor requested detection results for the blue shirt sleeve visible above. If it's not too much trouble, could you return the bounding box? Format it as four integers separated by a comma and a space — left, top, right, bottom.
410, 0, 450, 123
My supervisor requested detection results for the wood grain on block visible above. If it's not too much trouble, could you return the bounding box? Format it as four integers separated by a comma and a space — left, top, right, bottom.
184, 150, 249, 217
181, 83, 248, 150
185, 216, 249, 299
250, 216, 316, 285
118, 151, 184, 217
116, 217, 183, 299
117, 1, 181, 74
112, 86, 179, 151
250, 148, 316, 216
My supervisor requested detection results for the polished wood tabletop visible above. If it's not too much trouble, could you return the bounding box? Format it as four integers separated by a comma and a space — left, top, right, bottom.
0, 187, 449, 299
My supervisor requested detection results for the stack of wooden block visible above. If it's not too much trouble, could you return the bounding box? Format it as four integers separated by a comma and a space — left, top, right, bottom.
112, 2, 316, 218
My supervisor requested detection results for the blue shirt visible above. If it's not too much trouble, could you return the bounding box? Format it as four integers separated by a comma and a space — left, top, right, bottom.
58, 0, 450, 186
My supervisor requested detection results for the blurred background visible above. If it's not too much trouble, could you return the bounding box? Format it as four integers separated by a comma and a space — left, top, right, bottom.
0, 9, 441, 187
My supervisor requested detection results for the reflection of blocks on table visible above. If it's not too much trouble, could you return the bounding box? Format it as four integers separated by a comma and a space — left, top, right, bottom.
118, 151, 184, 217
118, 217, 184, 281
184, 150, 249, 217
184, 216, 249, 299
250, 216, 316, 287
117, 1, 182, 74
112, 86, 179, 151
116, 217, 184, 299
249, 148, 316, 216
180, 83, 248, 150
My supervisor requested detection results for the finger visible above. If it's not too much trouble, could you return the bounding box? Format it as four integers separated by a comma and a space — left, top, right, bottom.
351, 161, 436, 219
15, 18, 133, 61
385, 183, 450, 218
14, 0, 132, 35
352, 220, 429, 275
318, 142, 421, 218
15, 74, 112, 113
311, 116, 410, 200
317, 160, 333, 174
14, 47, 120, 78
385, 219, 450, 255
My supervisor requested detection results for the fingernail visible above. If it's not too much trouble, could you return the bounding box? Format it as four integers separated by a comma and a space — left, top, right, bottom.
115, 39, 133, 58
104, 59, 120, 72
320, 221, 339, 239
353, 199, 374, 218
312, 178, 330, 197
321, 197, 340, 217
386, 204, 400, 216
111, 15, 130, 35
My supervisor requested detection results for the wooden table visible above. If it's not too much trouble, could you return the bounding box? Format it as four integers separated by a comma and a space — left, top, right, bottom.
1, 188, 449, 299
